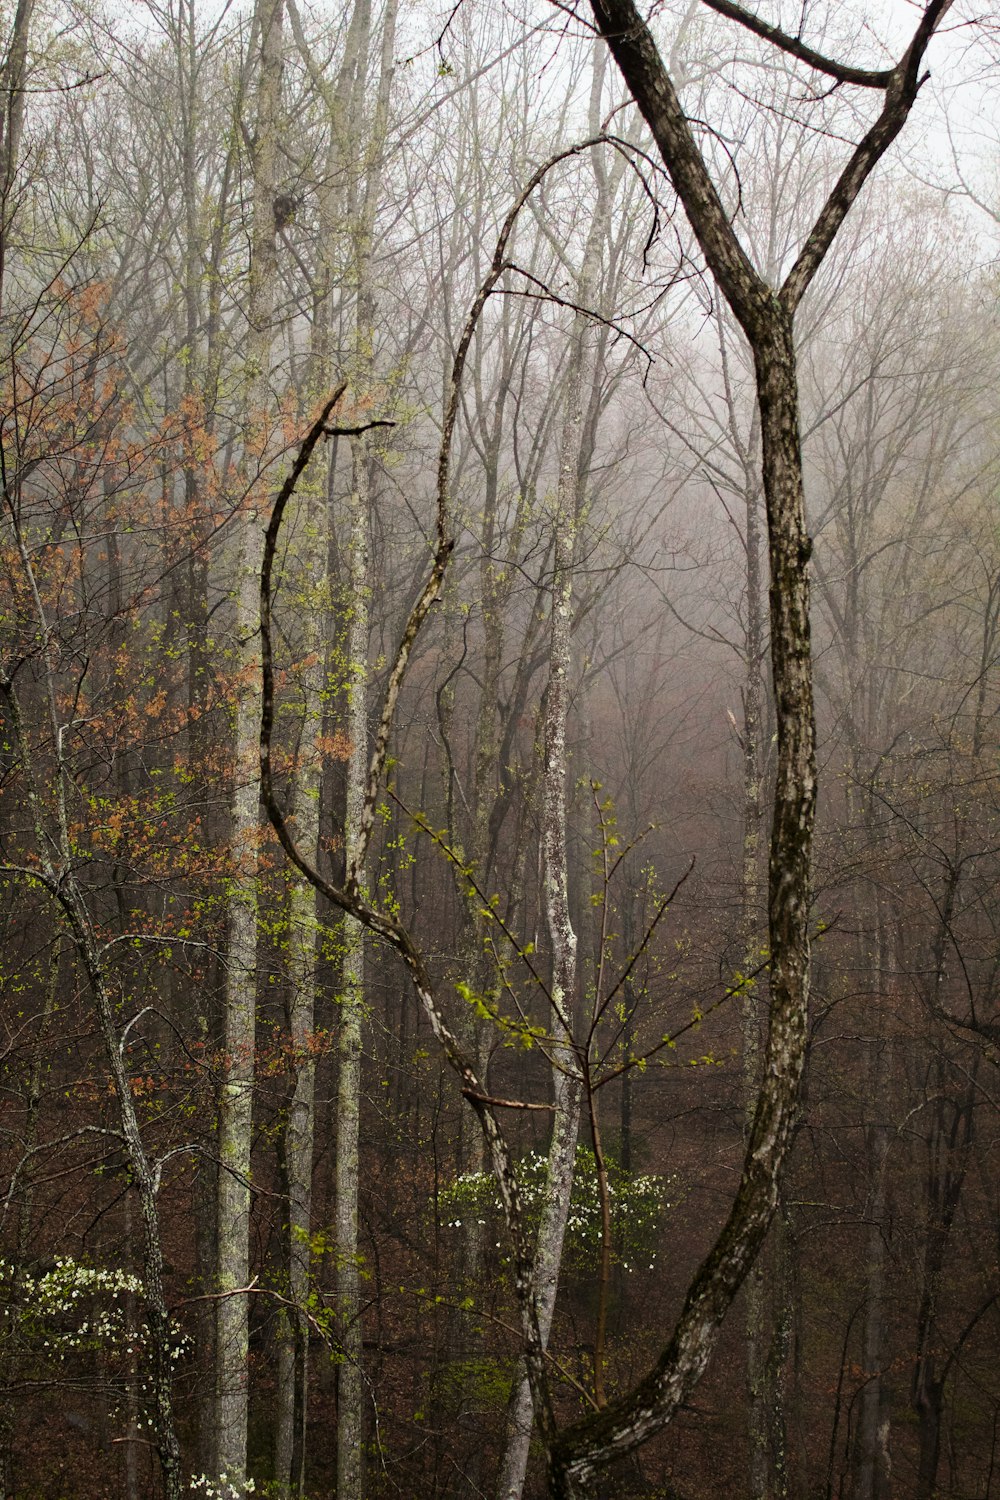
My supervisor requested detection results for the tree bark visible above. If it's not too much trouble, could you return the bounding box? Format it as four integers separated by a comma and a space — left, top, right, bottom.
272, 5, 372, 1489
0, 0, 35, 311
496, 54, 616, 1495
545, 1, 952, 1489
335, 436, 370, 1500
335, 8, 396, 1495
739, 459, 773, 1500
216, 0, 284, 1480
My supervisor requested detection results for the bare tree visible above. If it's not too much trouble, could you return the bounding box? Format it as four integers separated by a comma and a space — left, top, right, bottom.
537, 0, 960, 1491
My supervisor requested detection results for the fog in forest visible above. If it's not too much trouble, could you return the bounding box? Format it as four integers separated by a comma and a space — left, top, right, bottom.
1, 0, 998, 1496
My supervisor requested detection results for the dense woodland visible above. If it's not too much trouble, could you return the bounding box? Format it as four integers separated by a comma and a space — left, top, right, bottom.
1, 0, 999, 1495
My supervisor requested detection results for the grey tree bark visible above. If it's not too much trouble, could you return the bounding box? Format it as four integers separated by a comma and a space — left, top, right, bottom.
496, 52, 622, 1498
271, 4, 373, 1490
335, 7, 396, 1495
215, 0, 284, 1481
168, 10, 242, 1468
706, 303, 791, 1500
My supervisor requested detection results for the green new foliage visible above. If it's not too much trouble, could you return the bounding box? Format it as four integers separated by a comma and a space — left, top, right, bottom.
439, 1147, 674, 1273
432, 1355, 514, 1413
454, 978, 545, 1048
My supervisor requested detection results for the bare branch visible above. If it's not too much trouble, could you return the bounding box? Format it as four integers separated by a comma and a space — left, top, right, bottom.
782, 0, 956, 311
699, 0, 894, 88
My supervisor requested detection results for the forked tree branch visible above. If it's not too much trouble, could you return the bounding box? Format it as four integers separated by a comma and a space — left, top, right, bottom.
781, 0, 955, 310
588, 0, 955, 329
538, 1, 958, 1491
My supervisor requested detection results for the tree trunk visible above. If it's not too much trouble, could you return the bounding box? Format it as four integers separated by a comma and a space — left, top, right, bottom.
851, 909, 892, 1500
334, 7, 396, 1495
496, 54, 618, 1496
216, 0, 283, 1479
740, 459, 771, 1500
272, 3, 374, 1488
552, 9, 952, 1487
336, 434, 370, 1500
272, 498, 327, 1496
0, 0, 35, 310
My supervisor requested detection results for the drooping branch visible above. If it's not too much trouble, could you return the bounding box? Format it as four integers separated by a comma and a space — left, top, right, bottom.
261, 447, 559, 1436
259, 141, 628, 1455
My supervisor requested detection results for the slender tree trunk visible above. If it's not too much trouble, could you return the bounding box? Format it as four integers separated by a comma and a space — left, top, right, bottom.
496, 488, 582, 1495
272, 3, 375, 1486
0, 0, 35, 312
851, 906, 892, 1500
336, 432, 370, 1500
216, 0, 283, 1479
496, 63, 614, 1474
174, 10, 232, 1464
273, 502, 327, 1497
334, 12, 396, 1493
73, 907, 185, 1500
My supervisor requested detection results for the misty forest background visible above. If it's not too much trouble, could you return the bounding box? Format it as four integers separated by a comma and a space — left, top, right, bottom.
1, 0, 999, 1496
